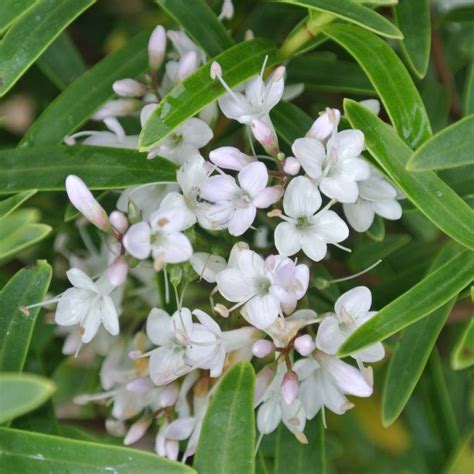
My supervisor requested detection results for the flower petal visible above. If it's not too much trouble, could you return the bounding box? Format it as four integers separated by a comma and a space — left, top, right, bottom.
123, 222, 151, 259
335, 286, 372, 321
66, 268, 97, 292
343, 200, 375, 232
228, 205, 256, 236
274, 222, 302, 256
315, 316, 346, 355
301, 233, 327, 262
283, 176, 322, 218
146, 308, 175, 346
373, 199, 402, 220
292, 138, 325, 180
244, 293, 280, 329
311, 210, 349, 243
238, 161, 268, 197
200, 175, 238, 202
253, 185, 283, 208
216, 268, 256, 302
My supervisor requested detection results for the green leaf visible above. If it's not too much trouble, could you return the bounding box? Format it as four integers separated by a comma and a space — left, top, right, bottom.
0, 373, 55, 424
445, 432, 474, 474
139, 39, 279, 150
382, 243, 461, 426
287, 53, 374, 94
0, 0, 36, 34
0, 261, 52, 372
0, 210, 52, 261
273, 0, 403, 39
407, 115, 474, 171
21, 29, 151, 146
271, 101, 313, 146
37, 33, 86, 90
0, 191, 37, 221
344, 100, 474, 250
450, 317, 474, 370
274, 413, 326, 474
323, 24, 432, 148
443, 5, 474, 23
155, 0, 234, 57
194, 362, 256, 474
0, 428, 195, 473
464, 62, 474, 115
0, 145, 176, 194
365, 215, 385, 241
0, 0, 95, 97
394, 0, 431, 79
338, 250, 474, 356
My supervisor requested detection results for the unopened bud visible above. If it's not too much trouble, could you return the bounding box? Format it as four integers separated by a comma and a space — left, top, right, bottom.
283, 156, 301, 175
267, 208, 282, 218
209, 146, 255, 171
113, 79, 147, 98
176, 51, 198, 83
359, 99, 380, 116
126, 377, 153, 393
252, 339, 274, 358
127, 200, 142, 224
124, 416, 152, 445
214, 303, 229, 318
148, 25, 167, 70
244, 29, 255, 41
306, 108, 341, 141
109, 210, 128, 234
219, 0, 234, 20
65, 175, 110, 232
251, 119, 279, 157
294, 334, 315, 356
159, 383, 179, 407
273, 65, 286, 82
107, 256, 128, 287
92, 99, 141, 120
169, 266, 183, 287
281, 371, 299, 405
210, 61, 222, 80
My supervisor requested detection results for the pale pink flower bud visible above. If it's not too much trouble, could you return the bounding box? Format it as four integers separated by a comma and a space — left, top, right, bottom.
294, 334, 315, 356
65, 175, 110, 232
124, 416, 152, 446
251, 119, 279, 157
109, 210, 129, 234
273, 65, 286, 82
176, 51, 198, 82
209, 146, 255, 171
281, 371, 299, 405
148, 25, 167, 70
252, 339, 274, 358
107, 256, 128, 287
219, 0, 234, 20
283, 156, 301, 175
244, 29, 255, 41
159, 383, 179, 407
307, 108, 341, 141
165, 439, 179, 461
113, 79, 147, 98
210, 61, 222, 80
126, 377, 154, 393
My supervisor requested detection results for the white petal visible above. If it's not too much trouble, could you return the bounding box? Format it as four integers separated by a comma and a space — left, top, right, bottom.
100, 296, 119, 336
320, 176, 359, 203
190, 252, 227, 283
324, 356, 372, 397
218, 92, 252, 123
123, 222, 151, 259
301, 233, 327, 262
209, 146, 255, 171
257, 400, 282, 434
283, 176, 322, 218
343, 201, 375, 232
299, 376, 323, 419
291, 138, 325, 179
154, 232, 193, 263
274, 222, 302, 257
179, 118, 213, 147
200, 175, 238, 202
149, 346, 190, 386
353, 342, 385, 363
339, 157, 371, 181
311, 210, 349, 243
373, 199, 402, 220
358, 176, 397, 201
66, 268, 97, 292
55, 288, 90, 326
146, 308, 175, 346
253, 185, 283, 208
245, 76, 265, 108
331, 130, 365, 160
238, 162, 268, 197
265, 73, 285, 110
244, 293, 280, 329
81, 304, 102, 343
228, 206, 256, 236
335, 286, 372, 321
192, 309, 221, 334
216, 268, 256, 302
165, 417, 196, 440
315, 316, 345, 355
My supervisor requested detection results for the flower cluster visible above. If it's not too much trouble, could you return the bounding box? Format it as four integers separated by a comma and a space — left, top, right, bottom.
39, 21, 403, 461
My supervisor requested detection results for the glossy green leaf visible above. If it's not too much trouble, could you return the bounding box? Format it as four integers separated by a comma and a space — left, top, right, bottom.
0, 0, 36, 34
445, 432, 474, 474
0, 261, 52, 372
155, 0, 234, 57
287, 54, 374, 94
394, 0, 431, 79
0, 145, 176, 194
407, 115, 474, 171
0, 373, 55, 424
451, 317, 474, 370
37, 33, 86, 90
139, 39, 279, 150
194, 362, 255, 474
324, 24, 432, 148
21, 29, 151, 146
344, 100, 474, 249
464, 62, 474, 115
0, 191, 37, 221
0, 428, 194, 473
382, 244, 461, 426
338, 249, 474, 356
0, 0, 95, 97
274, 0, 402, 39
274, 414, 326, 474
271, 101, 313, 146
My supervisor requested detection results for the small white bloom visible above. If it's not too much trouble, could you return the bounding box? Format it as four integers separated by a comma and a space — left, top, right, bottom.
275, 176, 349, 262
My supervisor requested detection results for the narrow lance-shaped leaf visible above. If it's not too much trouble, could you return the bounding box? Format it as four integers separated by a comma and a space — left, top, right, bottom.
450, 317, 474, 370
271, 101, 313, 146
0, 145, 177, 194
21, 29, 152, 146
463, 62, 474, 115
0, 0, 95, 97
0, 428, 195, 473
139, 39, 279, 150
323, 24, 432, 148
0, 190, 37, 221
0, 0, 36, 34
394, 0, 431, 79
0, 373, 55, 424
407, 115, 474, 171
273, 0, 403, 39
155, 0, 234, 57
344, 100, 474, 249
0, 261, 52, 372
338, 250, 474, 356
193, 362, 256, 474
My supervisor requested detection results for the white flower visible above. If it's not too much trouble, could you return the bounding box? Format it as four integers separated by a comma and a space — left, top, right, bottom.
201, 161, 283, 236
294, 352, 372, 418
343, 168, 402, 232
316, 286, 385, 364
292, 129, 370, 203
123, 206, 192, 264
306, 107, 341, 142
55, 269, 119, 343
275, 176, 349, 262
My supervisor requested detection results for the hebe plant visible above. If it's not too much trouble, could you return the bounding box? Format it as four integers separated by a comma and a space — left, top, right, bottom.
0, 0, 473, 473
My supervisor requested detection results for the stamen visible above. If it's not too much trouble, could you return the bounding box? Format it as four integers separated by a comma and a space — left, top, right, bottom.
328, 259, 382, 284
333, 242, 352, 253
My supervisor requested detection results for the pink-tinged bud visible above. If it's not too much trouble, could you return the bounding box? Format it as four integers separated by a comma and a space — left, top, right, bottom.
244, 29, 255, 41
283, 156, 301, 175
210, 61, 222, 80
124, 416, 152, 446
281, 371, 299, 405
113, 79, 147, 98
307, 108, 341, 141
176, 51, 198, 82
107, 256, 128, 287
159, 383, 179, 407
126, 377, 153, 393
65, 175, 110, 232
294, 334, 315, 356
148, 25, 167, 70
251, 119, 279, 157
219, 0, 234, 20
273, 65, 286, 82
109, 210, 129, 234
92, 99, 141, 120
165, 439, 179, 461
252, 339, 274, 358
209, 146, 255, 171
